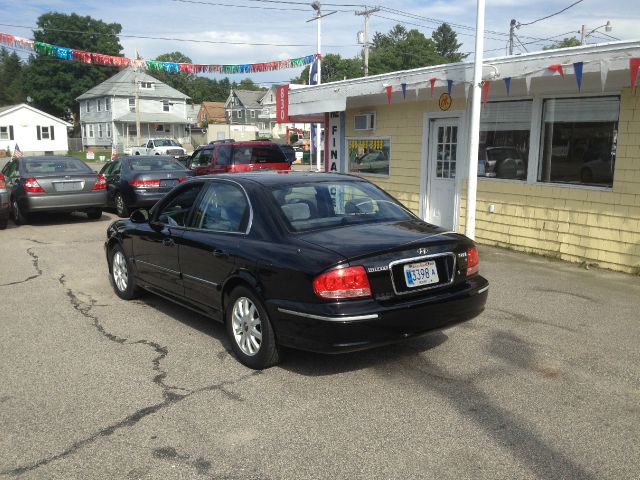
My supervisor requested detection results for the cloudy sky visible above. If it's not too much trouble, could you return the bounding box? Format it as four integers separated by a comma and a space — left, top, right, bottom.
1, 0, 638, 85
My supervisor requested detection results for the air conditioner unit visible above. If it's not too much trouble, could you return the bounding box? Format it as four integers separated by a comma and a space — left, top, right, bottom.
354, 112, 376, 131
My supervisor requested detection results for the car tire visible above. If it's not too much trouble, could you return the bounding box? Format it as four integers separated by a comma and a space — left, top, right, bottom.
0, 217, 7, 230
109, 245, 140, 300
226, 286, 281, 369
87, 208, 102, 220
114, 193, 129, 218
11, 197, 29, 225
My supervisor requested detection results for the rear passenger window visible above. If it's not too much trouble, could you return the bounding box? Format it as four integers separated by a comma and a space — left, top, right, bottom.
217, 146, 231, 166
231, 145, 286, 164
192, 182, 250, 233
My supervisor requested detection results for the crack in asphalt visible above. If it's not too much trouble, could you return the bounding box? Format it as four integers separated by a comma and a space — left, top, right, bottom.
0, 248, 42, 287
1, 277, 260, 477
488, 307, 578, 333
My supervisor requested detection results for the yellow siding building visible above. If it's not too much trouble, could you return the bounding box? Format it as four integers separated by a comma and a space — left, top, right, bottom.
289, 42, 640, 274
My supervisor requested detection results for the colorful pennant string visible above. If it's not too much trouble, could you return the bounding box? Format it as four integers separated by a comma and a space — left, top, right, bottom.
0, 31, 317, 74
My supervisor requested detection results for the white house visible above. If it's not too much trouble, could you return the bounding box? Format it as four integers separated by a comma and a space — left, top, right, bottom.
76, 68, 191, 152
0, 104, 72, 156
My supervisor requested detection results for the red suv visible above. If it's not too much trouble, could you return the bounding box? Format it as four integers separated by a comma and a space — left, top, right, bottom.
187, 141, 291, 175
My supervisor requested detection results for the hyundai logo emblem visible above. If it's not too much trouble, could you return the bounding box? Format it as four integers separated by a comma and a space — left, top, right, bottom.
417, 248, 429, 255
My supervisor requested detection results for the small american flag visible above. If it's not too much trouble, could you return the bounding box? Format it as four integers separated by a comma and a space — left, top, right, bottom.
13, 143, 23, 158
111, 144, 117, 161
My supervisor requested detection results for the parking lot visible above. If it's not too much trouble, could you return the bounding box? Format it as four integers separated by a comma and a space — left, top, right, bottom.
0, 211, 639, 479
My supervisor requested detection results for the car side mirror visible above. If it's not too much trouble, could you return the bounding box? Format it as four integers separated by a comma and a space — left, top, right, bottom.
130, 209, 149, 224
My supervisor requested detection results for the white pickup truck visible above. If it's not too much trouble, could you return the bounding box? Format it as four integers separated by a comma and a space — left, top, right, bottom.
125, 139, 188, 161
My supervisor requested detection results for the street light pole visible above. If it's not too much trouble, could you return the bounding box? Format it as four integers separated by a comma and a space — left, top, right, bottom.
465, 0, 486, 240
313, 2, 322, 171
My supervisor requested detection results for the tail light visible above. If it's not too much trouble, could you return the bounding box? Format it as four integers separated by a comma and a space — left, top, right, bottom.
0, 174, 5, 190
92, 174, 107, 190
24, 177, 44, 193
466, 246, 479, 276
128, 179, 161, 188
313, 266, 371, 300
177, 177, 187, 183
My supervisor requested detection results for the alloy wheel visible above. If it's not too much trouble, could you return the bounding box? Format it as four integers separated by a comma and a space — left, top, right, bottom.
112, 250, 128, 292
231, 296, 263, 356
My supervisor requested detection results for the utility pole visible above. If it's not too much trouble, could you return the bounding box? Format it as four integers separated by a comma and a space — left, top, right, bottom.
508, 19, 517, 55
580, 24, 586, 45
134, 50, 142, 146
466, 0, 486, 240
356, 6, 380, 76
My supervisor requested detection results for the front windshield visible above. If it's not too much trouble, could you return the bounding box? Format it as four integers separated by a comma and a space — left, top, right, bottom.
155, 139, 179, 147
271, 180, 413, 233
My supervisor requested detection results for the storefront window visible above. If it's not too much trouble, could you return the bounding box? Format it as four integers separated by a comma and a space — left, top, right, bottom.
348, 138, 390, 176
478, 100, 531, 180
539, 96, 619, 187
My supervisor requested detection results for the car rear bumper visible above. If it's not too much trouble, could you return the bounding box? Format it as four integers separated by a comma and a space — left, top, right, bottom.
23, 191, 106, 212
129, 190, 170, 208
268, 275, 489, 353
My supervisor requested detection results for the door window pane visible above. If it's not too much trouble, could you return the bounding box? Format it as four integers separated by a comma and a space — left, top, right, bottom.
193, 182, 250, 232
538, 96, 619, 187
436, 125, 457, 179
157, 184, 203, 227
479, 100, 531, 180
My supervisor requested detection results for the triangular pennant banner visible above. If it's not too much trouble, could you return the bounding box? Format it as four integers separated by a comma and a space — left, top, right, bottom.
548, 64, 565, 78
386, 85, 393, 104
415, 86, 420, 98
525, 76, 532, 94
401, 83, 407, 99
430, 77, 437, 97
481, 81, 491, 108
504, 77, 511, 96
447, 79, 453, 97
630, 58, 640, 91
464, 83, 470, 100
573, 62, 583, 92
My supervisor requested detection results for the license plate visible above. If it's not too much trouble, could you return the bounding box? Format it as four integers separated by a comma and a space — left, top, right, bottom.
404, 260, 439, 288
160, 179, 178, 187
54, 181, 83, 192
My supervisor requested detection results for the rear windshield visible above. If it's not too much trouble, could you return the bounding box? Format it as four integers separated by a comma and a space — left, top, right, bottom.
126, 157, 185, 172
271, 181, 413, 232
23, 158, 92, 174
232, 145, 287, 165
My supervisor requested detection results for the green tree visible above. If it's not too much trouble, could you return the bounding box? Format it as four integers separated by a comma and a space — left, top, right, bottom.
368, 24, 443, 75
235, 78, 265, 91
543, 37, 581, 50
0, 48, 25, 106
22, 12, 123, 123
432, 23, 468, 63
291, 53, 362, 84
151, 51, 194, 98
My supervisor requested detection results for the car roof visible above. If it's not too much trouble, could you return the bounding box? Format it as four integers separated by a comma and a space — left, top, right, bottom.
195, 171, 364, 187
118, 155, 178, 160
21, 156, 83, 162
198, 140, 280, 150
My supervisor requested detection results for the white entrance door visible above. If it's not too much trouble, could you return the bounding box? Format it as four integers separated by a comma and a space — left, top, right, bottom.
427, 118, 459, 230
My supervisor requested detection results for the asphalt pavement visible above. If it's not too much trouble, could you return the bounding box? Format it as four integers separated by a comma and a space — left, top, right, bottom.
0, 210, 639, 479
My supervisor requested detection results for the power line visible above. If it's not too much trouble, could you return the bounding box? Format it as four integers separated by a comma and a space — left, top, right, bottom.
169, 0, 353, 12
0, 23, 358, 48
518, 0, 584, 27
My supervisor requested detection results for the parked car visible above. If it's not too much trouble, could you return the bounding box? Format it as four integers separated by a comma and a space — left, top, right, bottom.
478, 146, 527, 179
104, 172, 488, 369
0, 172, 9, 229
124, 138, 188, 163
1, 156, 106, 224
99, 155, 194, 218
187, 141, 291, 176
352, 150, 390, 174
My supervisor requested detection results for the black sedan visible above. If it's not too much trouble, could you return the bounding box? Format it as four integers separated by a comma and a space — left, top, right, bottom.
99, 155, 194, 217
105, 172, 488, 369
1, 156, 106, 224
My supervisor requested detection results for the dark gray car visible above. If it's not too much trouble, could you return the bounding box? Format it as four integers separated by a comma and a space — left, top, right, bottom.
0, 170, 8, 229
1, 156, 106, 225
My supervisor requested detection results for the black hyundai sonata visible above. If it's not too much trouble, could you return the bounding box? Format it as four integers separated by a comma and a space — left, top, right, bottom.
105, 172, 488, 369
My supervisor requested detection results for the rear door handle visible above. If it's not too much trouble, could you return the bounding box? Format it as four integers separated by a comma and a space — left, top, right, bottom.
213, 249, 228, 258
162, 238, 175, 247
